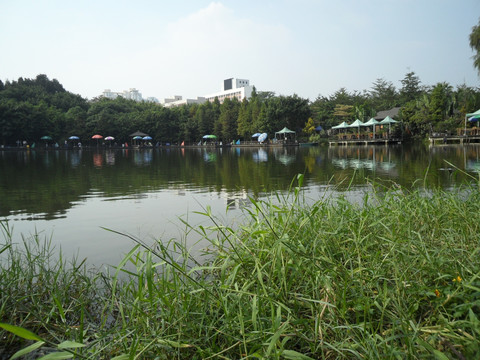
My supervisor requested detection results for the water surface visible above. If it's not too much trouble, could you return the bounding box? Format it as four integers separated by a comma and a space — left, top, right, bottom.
1, 144, 478, 266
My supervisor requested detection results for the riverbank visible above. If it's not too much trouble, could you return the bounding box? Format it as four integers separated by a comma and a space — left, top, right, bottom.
1, 178, 480, 359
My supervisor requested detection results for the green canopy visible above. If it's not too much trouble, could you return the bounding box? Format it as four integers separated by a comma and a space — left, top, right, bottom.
331, 121, 349, 129
349, 119, 364, 127
363, 118, 380, 137
466, 109, 480, 117
379, 116, 398, 125
275, 127, 295, 134
363, 118, 380, 126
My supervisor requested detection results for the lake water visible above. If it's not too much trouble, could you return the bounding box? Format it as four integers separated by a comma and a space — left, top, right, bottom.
1, 144, 479, 267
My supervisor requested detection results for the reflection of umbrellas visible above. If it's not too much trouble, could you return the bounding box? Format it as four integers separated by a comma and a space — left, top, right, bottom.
68, 136, 79, 140
105, 136, 114, 140
253, 149, 268, 162
252, 133, 261, 138
258, 133, 268, 142
142, 136, 152, 140
92, 134, 103, 139
41, 136, 52, 140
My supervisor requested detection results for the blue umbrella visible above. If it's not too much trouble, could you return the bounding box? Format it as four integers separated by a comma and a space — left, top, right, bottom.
142, 136, 152, 140
68, 136, 79, 140
315, 125, 323, 131
258, 133, 268, 142
468, 116, 480, 122
252, 133, 261, 138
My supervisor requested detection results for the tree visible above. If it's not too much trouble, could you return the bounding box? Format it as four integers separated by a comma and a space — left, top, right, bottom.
470, 18, 480, 75
400, 71, 422, 104
370, 78, 398, 110
219, 98, 239, 142
237, 98, 252, 138
303, 117, 316, 135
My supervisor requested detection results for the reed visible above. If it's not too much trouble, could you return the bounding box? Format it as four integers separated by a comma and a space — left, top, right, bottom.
1, 177, 480, 359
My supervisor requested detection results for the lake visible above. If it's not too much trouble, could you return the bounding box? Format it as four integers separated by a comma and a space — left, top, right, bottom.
1, 143, 479, 267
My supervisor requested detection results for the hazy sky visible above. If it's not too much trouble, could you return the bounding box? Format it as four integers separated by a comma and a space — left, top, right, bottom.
1, 0, 479, 101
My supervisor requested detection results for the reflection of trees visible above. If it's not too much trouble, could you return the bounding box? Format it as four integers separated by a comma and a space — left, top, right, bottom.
1, 145, 479, 219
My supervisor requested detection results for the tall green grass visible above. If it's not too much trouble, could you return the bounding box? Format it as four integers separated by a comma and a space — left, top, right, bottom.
1, 176, 480, 359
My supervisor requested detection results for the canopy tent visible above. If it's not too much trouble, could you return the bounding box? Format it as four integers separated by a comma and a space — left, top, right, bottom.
362, 118, 380, 138
466, 109, 480, 117
348, 119, 364, 138
275, 127, 295, 134
275, 127, 296, 142
331, 122, 349, 130
379, 116, 398, 136
464, 110, 480, 134
130, 131, 149, 137
379, 116, 398, 125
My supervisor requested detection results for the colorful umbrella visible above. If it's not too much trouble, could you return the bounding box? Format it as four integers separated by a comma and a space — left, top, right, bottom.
142, 136, 152, 140
258, 133, 268, 142
105, 136, 115, 140
92, 134, 103, 139
41, 136, 52, 140
68, 136, 79, 140
252, 133, 261, 138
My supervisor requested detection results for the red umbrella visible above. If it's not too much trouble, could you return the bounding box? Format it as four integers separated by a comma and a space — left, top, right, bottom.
92, 134, 103, 147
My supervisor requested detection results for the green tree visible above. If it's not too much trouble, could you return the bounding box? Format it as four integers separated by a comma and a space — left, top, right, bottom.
219, 98, 239, 142
400, 71, 422, 104
469, 18, 480, 75
370, 78, 398, 110
237, 98, 252, 139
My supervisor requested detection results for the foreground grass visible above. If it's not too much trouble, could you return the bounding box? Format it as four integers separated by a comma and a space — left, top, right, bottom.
1, 178, 480, 359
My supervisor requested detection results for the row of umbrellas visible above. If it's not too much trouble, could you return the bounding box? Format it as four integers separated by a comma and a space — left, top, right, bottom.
41, 135, 152, 141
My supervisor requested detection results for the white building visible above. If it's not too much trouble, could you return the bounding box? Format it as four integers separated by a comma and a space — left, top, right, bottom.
102, 88, 143, 102
161, 95, 206, 108
204, 78, 253, 104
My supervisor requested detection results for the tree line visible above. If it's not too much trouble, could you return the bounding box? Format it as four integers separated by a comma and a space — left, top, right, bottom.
0, 73, 479, 146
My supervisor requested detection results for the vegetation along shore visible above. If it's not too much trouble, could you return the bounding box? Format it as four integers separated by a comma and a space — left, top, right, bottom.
1, 175, 480, 359
1, 71, 480, 149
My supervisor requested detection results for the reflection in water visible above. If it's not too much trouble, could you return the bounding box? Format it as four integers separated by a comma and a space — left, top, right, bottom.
329, 145, 397, 175
93, 153, 103, 167
252, 149, 268, 162
1, 144, 479, 222
203, 151, 217, 162
105, 150, 115, 166
1, 144, 480, 267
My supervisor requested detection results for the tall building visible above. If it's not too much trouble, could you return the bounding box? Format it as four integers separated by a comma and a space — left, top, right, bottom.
204, 78, 253, 104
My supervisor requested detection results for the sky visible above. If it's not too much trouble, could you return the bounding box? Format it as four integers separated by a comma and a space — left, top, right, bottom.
1, 0, 479, 101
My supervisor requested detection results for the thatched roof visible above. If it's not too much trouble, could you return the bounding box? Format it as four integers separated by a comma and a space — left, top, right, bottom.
374, 107, 400, 121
